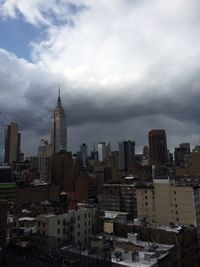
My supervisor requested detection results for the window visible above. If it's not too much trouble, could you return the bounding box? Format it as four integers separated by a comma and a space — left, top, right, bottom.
174, 191, 176, 194
78, 224, 80, 228
38, 222, 40, 227
85, 222, 87, 226
85, 230, 87, 234
43, 223, 45, 228
58, 220, 60, 225
58, 228, 60, 234
78, 215, 80, 220
78, 232, 80, 237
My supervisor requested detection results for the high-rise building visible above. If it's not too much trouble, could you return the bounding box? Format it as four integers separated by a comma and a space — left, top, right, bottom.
148, 129, 168, 164
5, 122, 21, 165
37, 139, 53, 181
98, 142, 106, 161
80, 143, 88, 168
0, 113, 5, 164
119, 140, 135, 171
51, 89, 67, 153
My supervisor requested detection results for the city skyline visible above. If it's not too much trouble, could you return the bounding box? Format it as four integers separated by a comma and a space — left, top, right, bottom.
1, 1, 200, 155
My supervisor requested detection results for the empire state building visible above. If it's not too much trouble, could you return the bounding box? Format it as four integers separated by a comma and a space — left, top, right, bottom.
51, 89, 67, 153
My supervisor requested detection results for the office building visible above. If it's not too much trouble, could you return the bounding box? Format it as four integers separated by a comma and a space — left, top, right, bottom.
80, 143, 87, 168
97, 142, 106, 161
37, 139, 53, 181
5, 122, 21, 165
0, 113, 5, 164
148, 129, 168, 164
119, 140, 135, 171
51, 89, 67, 153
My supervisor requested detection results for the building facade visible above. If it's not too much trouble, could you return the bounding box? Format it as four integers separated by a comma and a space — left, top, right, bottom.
5, 122, 21, 165
37, 207, 97, 246
136, 177, 200, 242
148, 129, 168, 164
80, 143, 87, 168
119, 140, 135, 171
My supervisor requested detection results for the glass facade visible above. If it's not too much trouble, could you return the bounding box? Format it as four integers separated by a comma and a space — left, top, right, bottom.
0, 113, 5, 164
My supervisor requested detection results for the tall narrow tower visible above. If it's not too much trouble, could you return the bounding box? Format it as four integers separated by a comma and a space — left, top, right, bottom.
5, 122, 21, 165
51, 88, 67, 153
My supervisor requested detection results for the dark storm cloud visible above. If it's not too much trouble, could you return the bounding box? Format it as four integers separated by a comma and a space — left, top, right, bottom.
1, 50, 200, 139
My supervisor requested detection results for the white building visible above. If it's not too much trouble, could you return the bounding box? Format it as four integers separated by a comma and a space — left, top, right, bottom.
37, 206, 97, 247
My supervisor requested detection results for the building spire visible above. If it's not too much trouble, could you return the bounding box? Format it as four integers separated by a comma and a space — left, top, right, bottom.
57, 84, 61, 108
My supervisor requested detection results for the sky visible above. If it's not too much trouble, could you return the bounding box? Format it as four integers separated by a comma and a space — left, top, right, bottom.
0, 0, 200, 156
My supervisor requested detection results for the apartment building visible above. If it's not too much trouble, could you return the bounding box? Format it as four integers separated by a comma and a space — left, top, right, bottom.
37, 206, 97, 247
136, 177, 200, 237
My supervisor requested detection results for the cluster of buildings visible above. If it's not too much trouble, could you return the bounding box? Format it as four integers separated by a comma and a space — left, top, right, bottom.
1, 91, 200, 266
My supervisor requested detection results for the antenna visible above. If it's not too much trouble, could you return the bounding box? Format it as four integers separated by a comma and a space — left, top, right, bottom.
58, 84, 61, 97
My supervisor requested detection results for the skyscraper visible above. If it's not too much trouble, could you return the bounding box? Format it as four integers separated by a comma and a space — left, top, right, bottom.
51, 89, 67, 153
0, 113, 5, 164
148, 129, 168, 164
5, 122, 21, 165
80, 143, 88, 168
98, 142, 106, 161
119, 140, 135, 171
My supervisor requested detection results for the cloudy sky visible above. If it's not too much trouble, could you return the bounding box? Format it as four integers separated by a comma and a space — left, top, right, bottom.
0, 0, 200, 156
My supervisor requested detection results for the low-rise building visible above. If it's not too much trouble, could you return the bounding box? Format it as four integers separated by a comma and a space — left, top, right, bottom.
37, 206, 98, 247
